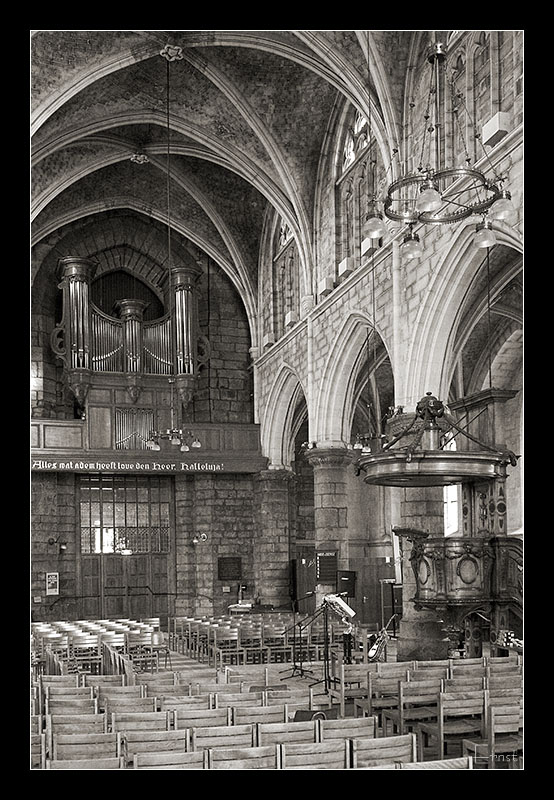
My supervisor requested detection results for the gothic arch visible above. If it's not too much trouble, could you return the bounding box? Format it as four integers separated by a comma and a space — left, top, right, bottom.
402, 221, 523, 406
315, 311, 391, 447
261, 363, 308, 469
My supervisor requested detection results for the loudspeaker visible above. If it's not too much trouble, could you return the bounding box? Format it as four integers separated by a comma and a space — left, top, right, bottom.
336, 570, 356, 597
294, 707, 340, 721
290, 559, 298, 602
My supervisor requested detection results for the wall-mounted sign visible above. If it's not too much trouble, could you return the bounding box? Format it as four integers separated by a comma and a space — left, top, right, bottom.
218, 557, 242, 581
316, 551, 338, 583
46, 572, 59, 596
32, 458, 226, 473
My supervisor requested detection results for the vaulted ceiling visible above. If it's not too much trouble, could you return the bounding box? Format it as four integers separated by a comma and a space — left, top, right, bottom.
31, 30, 421, 323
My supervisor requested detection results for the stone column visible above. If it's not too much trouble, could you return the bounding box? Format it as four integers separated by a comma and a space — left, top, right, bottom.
255, 469, 294, 608
305, 448, 352, 606
394, 486, 450, 660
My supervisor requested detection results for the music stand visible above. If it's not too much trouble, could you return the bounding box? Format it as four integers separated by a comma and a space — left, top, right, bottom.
308, 594, 357, 693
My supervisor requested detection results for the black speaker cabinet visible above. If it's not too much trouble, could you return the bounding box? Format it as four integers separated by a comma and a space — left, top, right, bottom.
336, 570, 356, 597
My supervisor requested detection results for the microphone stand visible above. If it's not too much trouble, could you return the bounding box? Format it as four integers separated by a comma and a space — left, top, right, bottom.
279, 593, 316, 680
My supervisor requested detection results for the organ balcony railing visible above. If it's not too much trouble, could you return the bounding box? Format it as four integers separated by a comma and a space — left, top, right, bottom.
50, 257, 203, 407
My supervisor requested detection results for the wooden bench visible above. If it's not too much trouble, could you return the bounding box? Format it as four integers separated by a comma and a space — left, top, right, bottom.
257, 720, 319, 746
191, 723, 256, 750
123, 729, 189, 765
351, 733, 417, 769
280, 739, 350, 769
133, 750, 208, 769
47, 756, 126, 769
52, 732, 123, 761
417, 690, 488, 760
208, 744, 281, 769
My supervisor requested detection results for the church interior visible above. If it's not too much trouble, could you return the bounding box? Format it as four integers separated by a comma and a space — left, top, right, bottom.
30, 30, 523, 770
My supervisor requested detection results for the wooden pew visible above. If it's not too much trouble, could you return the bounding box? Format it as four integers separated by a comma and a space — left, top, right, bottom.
208, 745, 281, 769
351, 733, 417, 769
133, 750, 208, 769
257, 720, 319, 746
52, 732, 123, 761
47, 756, 126, 769
191, 723, 256, 751
280, 740, 350, 770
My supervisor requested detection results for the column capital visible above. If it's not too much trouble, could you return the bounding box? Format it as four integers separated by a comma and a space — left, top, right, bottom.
56, 255, 98, 282
303, 446, 354, 470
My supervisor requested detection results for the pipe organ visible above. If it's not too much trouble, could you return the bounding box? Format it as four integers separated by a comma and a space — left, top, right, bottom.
51, 255, 204, 417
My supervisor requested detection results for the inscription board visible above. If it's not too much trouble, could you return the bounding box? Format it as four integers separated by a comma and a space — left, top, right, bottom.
316, 551, 338, 583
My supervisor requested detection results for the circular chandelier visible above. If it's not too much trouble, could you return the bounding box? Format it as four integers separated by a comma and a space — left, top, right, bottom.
364, 37, 516, 259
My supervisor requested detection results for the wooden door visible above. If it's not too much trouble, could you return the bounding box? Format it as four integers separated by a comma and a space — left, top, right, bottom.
294, 545, 316, 615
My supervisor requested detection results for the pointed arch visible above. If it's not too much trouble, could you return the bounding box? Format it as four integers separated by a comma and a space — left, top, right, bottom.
402, 221, 523, 407
315, 311, 391, 447
260, 363, 309, 469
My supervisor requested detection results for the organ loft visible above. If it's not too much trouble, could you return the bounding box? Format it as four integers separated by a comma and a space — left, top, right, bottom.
31, 30, 523, 770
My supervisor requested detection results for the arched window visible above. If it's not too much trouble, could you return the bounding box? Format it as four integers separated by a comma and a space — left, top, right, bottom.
443, 437, 460, 535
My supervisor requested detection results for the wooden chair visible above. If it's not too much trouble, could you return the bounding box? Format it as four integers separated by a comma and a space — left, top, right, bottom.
45, 712, 108, 754
382, 679, 440, 736
191, 724, 256, 751
111, 710, 172, 733
31, 731, 46, 769
234, 704, 289, 726
280, 740, 350, 770
174, 707, 232, 730
462, 702, 523, 769
354, 672, 405, 720
82, 673, 125, 687
417, 690, 488, 760
105, 696, 158, 715
96, 685, 145, 712
123, 729, 189, 765
208, 745, 281, 769
212, 690, 264, 709
351, 733, 417, 769
133, 750, 208, 769
52, 732, 123, 761
159, 694, 212, 713
257, 720, 319, 746
44, 697, 99, 716
318, 715, 378, 742
47, 756, 126, 769
402, 757, 474, 769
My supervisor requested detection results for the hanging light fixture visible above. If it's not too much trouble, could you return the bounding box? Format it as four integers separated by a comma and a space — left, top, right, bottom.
377, 34, 515, 258
362, 32, 388, 244
145, 43, 201, 454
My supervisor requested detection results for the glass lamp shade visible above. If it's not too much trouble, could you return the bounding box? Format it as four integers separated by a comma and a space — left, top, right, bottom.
474, 221, 497, 249
180, 442, 190, 452
364, 211, 387, 240
191, 438, 202, 448
169, 434, 181, 446
151, 441, 161, 451
489, 191, 516, 223
401, 231, 423, 260
416, 184, 442, 213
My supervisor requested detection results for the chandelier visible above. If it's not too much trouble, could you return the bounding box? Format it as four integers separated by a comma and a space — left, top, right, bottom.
145, 44, 201, 455
363, 34, 516, 259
